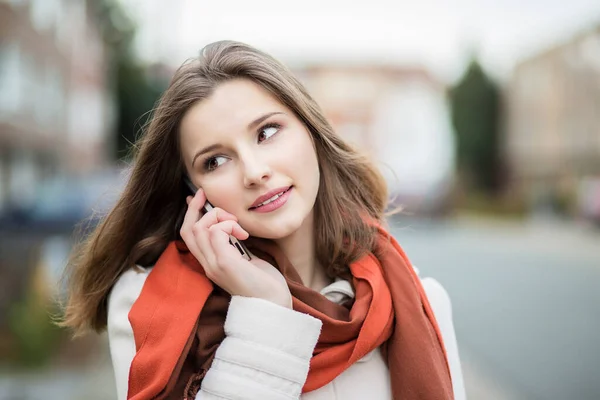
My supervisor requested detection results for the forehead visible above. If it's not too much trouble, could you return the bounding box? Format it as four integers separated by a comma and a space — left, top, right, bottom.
181, 79, 284, 138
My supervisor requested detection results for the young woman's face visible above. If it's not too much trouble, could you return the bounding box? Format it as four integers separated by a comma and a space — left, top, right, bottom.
179, 78, 320, 239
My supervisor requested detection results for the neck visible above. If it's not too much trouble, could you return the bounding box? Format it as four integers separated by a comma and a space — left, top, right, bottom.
274, 210, 331, 292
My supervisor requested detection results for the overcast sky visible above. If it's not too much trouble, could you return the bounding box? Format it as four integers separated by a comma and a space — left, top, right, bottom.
121, 0, 600, 82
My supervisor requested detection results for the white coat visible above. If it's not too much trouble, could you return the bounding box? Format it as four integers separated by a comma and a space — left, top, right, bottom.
107, 265, 466, 400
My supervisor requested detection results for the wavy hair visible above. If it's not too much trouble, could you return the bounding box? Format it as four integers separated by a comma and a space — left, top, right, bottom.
60, 41, 391, 335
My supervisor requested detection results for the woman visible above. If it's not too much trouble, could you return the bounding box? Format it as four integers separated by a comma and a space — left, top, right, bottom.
61, 40, 465, 400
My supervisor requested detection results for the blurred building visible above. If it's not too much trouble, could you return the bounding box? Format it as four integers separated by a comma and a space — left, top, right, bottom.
119, 0, 186, 65
504, 23, 600, 215
296, 64, 456, 214
0, 0, 114, 211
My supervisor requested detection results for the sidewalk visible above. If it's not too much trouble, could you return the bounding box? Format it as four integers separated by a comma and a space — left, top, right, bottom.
460, 350, 522, 400
450, 212, 600, 260
0, 334, 116, 400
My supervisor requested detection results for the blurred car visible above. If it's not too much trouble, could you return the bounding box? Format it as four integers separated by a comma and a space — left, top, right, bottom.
0, 169, 125, 236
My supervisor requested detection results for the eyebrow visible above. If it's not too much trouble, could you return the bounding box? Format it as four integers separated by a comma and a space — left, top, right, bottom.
191, 111, 285, 167
247, 111, 284, 131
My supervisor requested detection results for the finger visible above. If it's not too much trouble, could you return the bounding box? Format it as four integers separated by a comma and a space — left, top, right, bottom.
202, 221, 243, 281
209, 220, 249, 241
208, 221, 250, 261
180, 189, 207, 259
196, 207, 238, 230
190, 187, 208, 214
183, 188, 206, 226
200, 214, 247, 273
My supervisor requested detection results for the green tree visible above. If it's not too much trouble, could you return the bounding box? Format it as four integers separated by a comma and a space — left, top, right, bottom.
114, 58, 165, 160
450, 59, 501, 193
91, 0, 166, 160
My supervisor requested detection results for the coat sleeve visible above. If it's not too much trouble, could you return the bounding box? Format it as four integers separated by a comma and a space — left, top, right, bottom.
197, 296, 322, 399
420, 276, 467, 400
107, 267, 151, 400
106, 268, 322, 400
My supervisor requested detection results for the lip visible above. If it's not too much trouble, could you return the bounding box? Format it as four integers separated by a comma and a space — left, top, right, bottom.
249, 187, 292, 213
249, 186, 292, 209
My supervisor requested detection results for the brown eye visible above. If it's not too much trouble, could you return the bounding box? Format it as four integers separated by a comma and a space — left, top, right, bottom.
258, 123, 281, 143
204, 156, 227, 172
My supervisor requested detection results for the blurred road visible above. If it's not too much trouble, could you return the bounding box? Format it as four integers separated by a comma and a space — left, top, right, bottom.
391, 215, 600, 400
1, 216, 598, 399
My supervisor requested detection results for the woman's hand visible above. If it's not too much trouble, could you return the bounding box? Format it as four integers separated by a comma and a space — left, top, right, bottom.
180, 188, 292, 309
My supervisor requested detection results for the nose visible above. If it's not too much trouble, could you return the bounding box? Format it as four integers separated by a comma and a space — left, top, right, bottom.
241, 151, 272, 188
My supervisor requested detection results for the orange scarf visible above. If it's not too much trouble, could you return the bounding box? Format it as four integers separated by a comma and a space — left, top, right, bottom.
127, 225, 454, 399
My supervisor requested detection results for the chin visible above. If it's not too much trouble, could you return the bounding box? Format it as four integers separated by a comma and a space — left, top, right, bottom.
244, 212, 307, 240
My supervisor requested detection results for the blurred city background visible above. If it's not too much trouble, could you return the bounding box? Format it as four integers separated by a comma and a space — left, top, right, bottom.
1, 0, 599, 399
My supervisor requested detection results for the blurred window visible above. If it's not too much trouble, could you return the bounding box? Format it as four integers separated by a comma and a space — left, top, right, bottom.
29, 0, 59, 33
8, 149, 38, 208
580, 33, 600, 71
5, 0, 26, 6
68, 88, 104, 143
54, 0, 66, 45
20, 51, 37, 117
0, 42, 23, 116
38, 64, 65, 129
69, 1, 88, 65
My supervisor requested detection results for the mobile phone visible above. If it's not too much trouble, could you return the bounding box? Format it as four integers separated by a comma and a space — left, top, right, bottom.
184, 176, 251, 261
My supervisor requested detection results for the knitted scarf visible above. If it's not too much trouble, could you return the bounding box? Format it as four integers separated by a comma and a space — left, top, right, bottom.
126, 225, 454, 399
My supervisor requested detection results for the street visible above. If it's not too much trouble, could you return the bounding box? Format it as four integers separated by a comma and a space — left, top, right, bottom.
390, 216, 600, 400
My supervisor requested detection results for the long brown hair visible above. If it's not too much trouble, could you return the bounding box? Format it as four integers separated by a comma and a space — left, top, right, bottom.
60, 40, 391, 336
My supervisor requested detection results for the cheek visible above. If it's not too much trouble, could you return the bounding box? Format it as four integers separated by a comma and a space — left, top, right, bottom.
285, 132, 320, 204
298, 137, 320, 182
200, 178, 241, 211
285, 129, 319, 170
